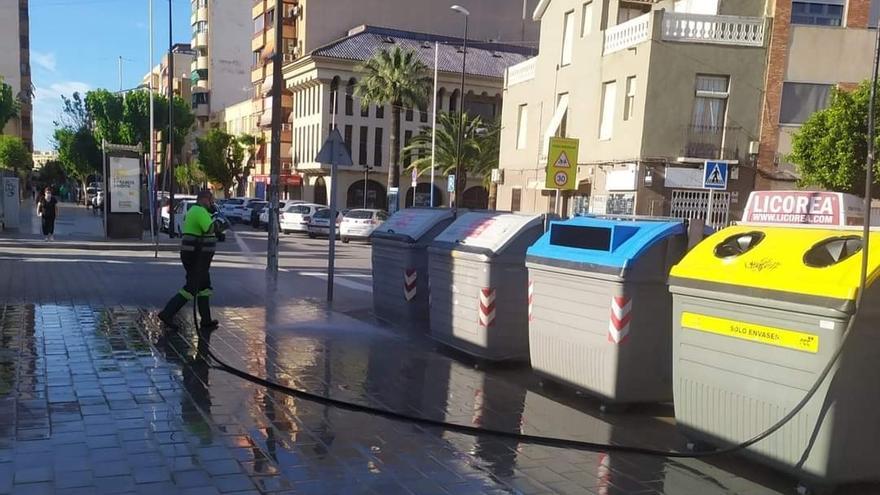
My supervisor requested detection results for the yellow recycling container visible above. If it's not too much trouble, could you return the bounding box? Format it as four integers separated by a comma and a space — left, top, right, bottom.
669, 222, 880, 486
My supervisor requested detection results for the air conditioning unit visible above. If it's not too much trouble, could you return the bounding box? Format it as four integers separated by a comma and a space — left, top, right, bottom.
286, 5, 301, 18
491, 168, 504, 184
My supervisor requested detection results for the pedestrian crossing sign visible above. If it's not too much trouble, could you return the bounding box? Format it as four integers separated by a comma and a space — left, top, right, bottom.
702, 161, 729, 190
545, 137, 579, 190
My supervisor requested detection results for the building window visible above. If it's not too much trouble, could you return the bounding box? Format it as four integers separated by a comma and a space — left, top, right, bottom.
345, 79, 355, 116
376, 105, 384, 119
343, 125, 353, 155
780, 82, 833, 124
581, 2, 593, 37
516, 104, 528, 150
599, 81, 616, 140
419, 103, 429, 123
624, 76, 636, 121
266, 8, 275, 26
692, 75, 729, 130
791, 1, 844, 26
361, 102, 369, 117
557, 93, 569, 137
329, 77, 339, 115
870, 0, 880, 27
374, 128, 384, 167
403, 130, 413, 167
194, 21, 208, 34
359, 126, 368, 165
253, 15, 264, 33
405, 106, 414, 122
617, 5, 650, 24
561, 10, 575, 66
510, 188, 522, 212
449, 90, 459, 113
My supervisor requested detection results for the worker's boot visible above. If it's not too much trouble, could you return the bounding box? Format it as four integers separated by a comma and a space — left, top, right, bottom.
197, 295, 219, 332
158, 291, 190, 331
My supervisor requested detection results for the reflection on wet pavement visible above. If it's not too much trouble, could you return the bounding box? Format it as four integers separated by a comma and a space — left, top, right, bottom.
0, 303, 875, 494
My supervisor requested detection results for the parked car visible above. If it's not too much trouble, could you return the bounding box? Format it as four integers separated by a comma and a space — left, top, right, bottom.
160, 195, 197, 232
340, 209, 388, 243
280, 203, 323, 234
220, 197, 247, 221
236, 199, 265, 223
163, 200, 228, 241
307, 208, 348, 239
257, 201, 283, 228
249, 201, 269, 227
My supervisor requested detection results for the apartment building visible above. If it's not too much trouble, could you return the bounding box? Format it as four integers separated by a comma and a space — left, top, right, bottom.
756, 0, 879, 189
0, 0, 32, 152
280, 26, 533, 207
142, 43, 196, 174
245, 0, 541, 200
498, 0, 769, 224
190, 0, 252, 134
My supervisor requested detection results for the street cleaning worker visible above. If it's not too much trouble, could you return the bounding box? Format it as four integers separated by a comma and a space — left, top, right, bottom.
158, 189, 228, 331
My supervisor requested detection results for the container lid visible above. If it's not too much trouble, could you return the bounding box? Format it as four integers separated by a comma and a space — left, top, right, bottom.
526, 216, 685, 270
372, 208, 455, 243
670, 225, 880, 304
433, 212, 543, 255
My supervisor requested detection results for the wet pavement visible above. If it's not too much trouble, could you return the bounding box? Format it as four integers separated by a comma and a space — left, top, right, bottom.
1, 299, 865, 495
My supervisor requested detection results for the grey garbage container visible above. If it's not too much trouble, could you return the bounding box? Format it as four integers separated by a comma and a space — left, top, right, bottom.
428, 212, 544, 361
526, 216, 689, 404
669, 223, 880, 485
371, 208, 456, 331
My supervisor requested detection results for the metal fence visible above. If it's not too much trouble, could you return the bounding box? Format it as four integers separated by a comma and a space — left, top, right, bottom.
670, 189, 731, 229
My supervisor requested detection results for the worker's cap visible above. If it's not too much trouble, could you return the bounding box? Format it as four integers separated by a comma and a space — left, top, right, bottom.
196, 190, 213, 200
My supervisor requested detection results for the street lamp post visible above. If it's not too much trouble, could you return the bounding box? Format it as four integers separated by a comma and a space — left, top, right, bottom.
451, 4, 469, 216
167, 0, 176, 237
363, 166, 374, 209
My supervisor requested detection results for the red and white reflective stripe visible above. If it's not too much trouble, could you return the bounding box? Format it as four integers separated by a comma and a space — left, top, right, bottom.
479, 288, 496, 327
404, 269, 418, 301
608, 295, 632, 344
597, 453, 611, 495
527, 281, 534, 321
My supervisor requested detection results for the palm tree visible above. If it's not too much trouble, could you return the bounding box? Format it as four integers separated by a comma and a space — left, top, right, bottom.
355, 47, 431, 210
237, 133, 264, 197
404, 112, 500, 207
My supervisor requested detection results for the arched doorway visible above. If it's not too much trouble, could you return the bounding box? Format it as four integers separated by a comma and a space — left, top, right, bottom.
314, 177, 327, 205
404, 183, 443, 207
347, 179, 387, 210
461, 186, 488, 209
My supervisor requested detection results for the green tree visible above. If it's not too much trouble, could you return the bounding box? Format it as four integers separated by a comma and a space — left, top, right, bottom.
236, 133, 264, 197
174, 161, 206, 194
403, 112, 500, 206
355, 47, 431, 209
53, 92, 102, 203
85, 89, 194, 157
0, 135, 32, 175
789, 80, 880, 195
196, 129, 244, 197
36, 160, 68, 188
0, 76, 18, 133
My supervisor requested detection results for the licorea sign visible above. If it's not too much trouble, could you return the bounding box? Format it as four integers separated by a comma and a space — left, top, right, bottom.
741, 190, 864, 226
109, 156, 140, 213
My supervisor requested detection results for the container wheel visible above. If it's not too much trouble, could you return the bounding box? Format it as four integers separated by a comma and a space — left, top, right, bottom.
342, 237, 350, 243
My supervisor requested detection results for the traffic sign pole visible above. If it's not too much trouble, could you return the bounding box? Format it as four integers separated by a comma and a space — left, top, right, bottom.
707, 188, 715, 228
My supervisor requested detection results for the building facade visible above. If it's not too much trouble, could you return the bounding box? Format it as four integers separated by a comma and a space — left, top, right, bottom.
0, 0, 32, 152
755, 0, 879, 189
243, 0, 541, 201
280, 26, 533, 208
498, 0, 770, 224
190, 0, 253, 135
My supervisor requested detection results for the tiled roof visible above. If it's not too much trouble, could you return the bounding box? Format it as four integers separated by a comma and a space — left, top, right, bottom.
310, 25, 536, 79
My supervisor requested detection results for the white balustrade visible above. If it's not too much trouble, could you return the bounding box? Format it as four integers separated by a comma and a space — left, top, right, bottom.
505, 58, 536, 88
661, 12, 765, 47
603, 13, 652, 55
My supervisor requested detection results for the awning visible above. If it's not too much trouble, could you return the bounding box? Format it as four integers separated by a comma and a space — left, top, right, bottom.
542, 94, 569, 158
251, 174, 302, 186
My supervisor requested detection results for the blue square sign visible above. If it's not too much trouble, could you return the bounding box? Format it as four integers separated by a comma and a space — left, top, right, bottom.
703, 161, 729, 190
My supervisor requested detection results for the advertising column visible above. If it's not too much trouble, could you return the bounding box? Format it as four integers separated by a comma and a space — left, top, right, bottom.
104, 144, 144, 239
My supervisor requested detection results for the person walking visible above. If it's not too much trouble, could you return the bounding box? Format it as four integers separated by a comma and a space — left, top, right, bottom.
157, 189, 228, 332
37, 187, 58, 241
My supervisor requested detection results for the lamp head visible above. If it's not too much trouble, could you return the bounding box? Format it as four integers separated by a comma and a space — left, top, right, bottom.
450, 4, 470, 16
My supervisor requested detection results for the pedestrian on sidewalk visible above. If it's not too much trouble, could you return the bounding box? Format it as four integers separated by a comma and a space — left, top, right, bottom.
158, 189, 228, 332
37, 187, 58, 241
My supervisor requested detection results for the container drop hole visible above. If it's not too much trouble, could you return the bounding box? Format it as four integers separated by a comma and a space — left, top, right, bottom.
803, 236, 862, 268
713, 231, 765, 259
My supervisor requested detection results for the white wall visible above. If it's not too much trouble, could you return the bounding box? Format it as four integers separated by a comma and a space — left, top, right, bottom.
208, 0, 253, 111
0, 0, 21, 136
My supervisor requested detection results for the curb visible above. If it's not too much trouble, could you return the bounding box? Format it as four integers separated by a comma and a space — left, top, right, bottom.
0, 241, 179, 252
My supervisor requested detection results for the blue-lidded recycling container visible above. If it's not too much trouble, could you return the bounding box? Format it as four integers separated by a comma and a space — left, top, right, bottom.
526, 216, 689, 404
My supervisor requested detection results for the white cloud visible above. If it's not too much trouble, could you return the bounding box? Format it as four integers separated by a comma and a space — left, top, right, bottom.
31, 51, 57, 73
32, 81, 92, 151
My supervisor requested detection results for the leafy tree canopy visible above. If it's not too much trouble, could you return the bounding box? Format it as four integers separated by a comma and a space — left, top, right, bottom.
196, 129, 244, 197
0, 76, 18, 132
0, 135, 32, 172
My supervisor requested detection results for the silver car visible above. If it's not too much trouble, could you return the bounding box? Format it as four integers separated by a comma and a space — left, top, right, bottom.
340, 209, 388, 243
307, 208, 344, 238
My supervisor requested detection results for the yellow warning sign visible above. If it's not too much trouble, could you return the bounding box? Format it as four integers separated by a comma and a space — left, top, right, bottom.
681, 312, 819, 354
545, 137, 579, 190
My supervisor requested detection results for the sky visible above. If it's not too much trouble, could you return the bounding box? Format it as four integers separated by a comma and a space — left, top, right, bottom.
29, 0, 193, 151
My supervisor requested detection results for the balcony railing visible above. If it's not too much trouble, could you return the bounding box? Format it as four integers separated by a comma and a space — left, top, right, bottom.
661, 12, 765, 47
681, 125, 741, 160
505, 58, 536, 88
603, 12, 652, 55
